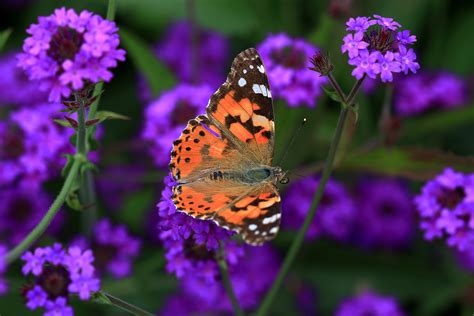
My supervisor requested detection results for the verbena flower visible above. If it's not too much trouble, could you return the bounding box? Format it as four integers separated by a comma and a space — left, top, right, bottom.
157, 175, 244, 280
335, 290, 406, 316
160, 245, 279, 315
342, 15, 419, 82
257, 33, 327, 107
415, 168, 474, 251
72, 218, 141, 279
21, 244, 100, 314
282, 176, 355, 242
17, 7, 126, 102
0, 103, 74, 186
156, 21, 229, 89
0, 52, 47, 107
0, 244, 7, 295
354, 178, 415, 249
142, 84, 212, 167
394, 71, 468, 116
0, 183, 63, 246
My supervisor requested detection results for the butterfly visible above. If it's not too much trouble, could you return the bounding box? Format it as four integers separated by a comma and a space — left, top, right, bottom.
168, 48, 287, 245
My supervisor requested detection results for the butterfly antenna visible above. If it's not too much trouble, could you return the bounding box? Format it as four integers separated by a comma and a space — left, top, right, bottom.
277, 118, 307, 166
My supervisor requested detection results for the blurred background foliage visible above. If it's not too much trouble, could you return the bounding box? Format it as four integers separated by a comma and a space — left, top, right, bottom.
1, 0, 474, 315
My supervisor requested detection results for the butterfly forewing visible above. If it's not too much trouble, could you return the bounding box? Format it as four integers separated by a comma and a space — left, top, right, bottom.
169, 48, 281, 245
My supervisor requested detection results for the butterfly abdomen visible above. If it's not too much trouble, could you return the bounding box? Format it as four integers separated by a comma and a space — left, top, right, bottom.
208, 167, 273, 184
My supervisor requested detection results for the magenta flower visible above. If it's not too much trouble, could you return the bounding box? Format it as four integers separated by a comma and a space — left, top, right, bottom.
335, 290, 406, 316
257, 33, 327, 107
0, 244, 7, 295
17, 7, 126, 102
373, 14, 401, 30
373, 51, 401, 82
341, 32, 369, 58
415, 168, 474, 251
346, 16, 376, 32
21, 244, 100, 315
342, 15, 419, 82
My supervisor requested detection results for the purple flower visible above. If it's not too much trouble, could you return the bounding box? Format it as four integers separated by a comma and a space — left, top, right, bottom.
282, 176, 355, 242
335, 290, 406, 316
373, 14, 401, 30
342, 15, 419, 82
0, 52, 47, 107
156, 175, 243, 280
346, 16, 376, 32
21, 244, 100, 314
161, 245, 280, 314
0, 244, 8, 295
373, 52, 401, 82
17, 7, 126, 102
341, 32, 368, 58
72, 218, 141, 278
257, 33, 327, 107
349, 50, 378, 79
155, 21, 229, 90
0, 103, 74, 186
397, 30, 417, 45
415, 168, 474, 251
26, 285, 48, 310
354, 178, 415, 249
44, 297, 73, 316
0, 183, 63, 247
141, 84, 212, 167
397, 46, 420, 75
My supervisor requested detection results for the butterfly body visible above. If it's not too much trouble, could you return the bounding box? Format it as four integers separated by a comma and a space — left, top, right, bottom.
169, 48, 283, 245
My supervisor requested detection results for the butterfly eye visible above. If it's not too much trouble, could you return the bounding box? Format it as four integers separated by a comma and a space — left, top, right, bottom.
280, 176, 289, 184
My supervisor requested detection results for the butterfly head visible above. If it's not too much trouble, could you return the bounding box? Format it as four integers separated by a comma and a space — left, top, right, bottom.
273, 166, 289, 185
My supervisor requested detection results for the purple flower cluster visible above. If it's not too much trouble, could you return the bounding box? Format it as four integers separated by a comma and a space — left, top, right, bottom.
21, 244, 100, 315
282, 176, 355, 241
17, 7, 126, 102
0, 244, 7, 295
157, 175, 243, 279
394, 71, 468, 116
161, 245, 280, 315
415, 168, 474, 251
0, 52, 47, 107
73, 218, 141, 279
0, 103, 75, 186
156, 21, 229, 89
335, 290, 406, 316
343, 15, 419, 82
141, 84, 212, 167
354, 178, 415, 249
0, 183, 63, 247
257, 33, 327, 107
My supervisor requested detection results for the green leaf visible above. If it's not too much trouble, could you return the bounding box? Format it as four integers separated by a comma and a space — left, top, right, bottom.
91, 291, 113, 305
119, 27, 175, 97
53, 119, 73, 128
80, 161, 98, 176
339, 146, 474, 180
66, 189, 82, 211
96, 110, 130, 121
0, 28, 12, 52
322, 86, 343, 103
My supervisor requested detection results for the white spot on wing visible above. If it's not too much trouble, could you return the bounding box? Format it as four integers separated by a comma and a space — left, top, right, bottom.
243, 69, 247, 74
269, 227, 279, 234
252, 84, 262, 94
238, 78, 247, 87
257, 65, 265, 73
249, 65, 254, 69
249, 224, 257, 231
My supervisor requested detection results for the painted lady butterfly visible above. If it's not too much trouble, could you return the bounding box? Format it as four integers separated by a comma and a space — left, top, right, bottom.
169, 48, 286, 245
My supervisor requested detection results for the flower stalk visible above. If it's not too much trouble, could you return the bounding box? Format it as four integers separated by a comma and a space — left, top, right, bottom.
101, 292, 154, 316
218, 244, 244, 316
256, 75, 366, 316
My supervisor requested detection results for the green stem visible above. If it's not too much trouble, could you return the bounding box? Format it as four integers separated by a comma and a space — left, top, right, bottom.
218, 245, 244, 316
75, 93, 87, 155
102, 292, 154, 316
5, 158, 81, 264
106, 0, 117, 20
256, 76, 365, 316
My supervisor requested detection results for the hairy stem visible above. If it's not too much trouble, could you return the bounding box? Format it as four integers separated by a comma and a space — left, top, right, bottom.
102, 292, 154, 316
256, 76, 365, 316
218, 245, 244, 316
5, 158, 81, 264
